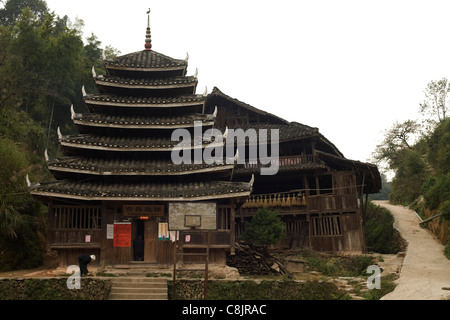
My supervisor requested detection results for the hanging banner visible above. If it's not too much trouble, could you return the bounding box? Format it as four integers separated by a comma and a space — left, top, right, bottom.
113, 223, 131, 247
158, 222, 169, 241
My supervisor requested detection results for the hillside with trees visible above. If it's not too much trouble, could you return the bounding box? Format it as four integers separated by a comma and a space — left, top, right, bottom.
0, 0, 119, 271
373, 79, 450, 258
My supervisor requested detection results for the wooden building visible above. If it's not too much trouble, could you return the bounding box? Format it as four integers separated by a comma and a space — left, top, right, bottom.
28, 13, 381, 268
205, 88, 381, 252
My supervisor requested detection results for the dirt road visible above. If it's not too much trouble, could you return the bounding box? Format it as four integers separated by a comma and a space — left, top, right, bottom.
374, 201, 450, 300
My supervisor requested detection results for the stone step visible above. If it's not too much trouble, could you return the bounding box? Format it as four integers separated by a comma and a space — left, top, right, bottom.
112, 281, 167, 289
112, 277, 168, 283
109, 292, 168, 300
111, 287, 167, 294
109, 277, 168, 300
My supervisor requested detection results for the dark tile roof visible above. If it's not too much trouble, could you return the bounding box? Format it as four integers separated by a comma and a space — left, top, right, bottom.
95, 75, 197, 88
104, 50, 187, 70
84, 94, 205, 107
29, 180, 252, 201
207, 87, 289, 125
223, 122, 319, 143
59, 134, 221, 151
315, 150, 382, 193
72, 112, 215, 129
47, 156, 234, 176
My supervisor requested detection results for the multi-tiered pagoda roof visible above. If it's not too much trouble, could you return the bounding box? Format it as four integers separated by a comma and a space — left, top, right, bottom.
29, 17, 253, 203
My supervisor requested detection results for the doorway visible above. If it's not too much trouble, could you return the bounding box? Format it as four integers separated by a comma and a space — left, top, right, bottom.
133, 219, 157, 262
133, 220, 145, 261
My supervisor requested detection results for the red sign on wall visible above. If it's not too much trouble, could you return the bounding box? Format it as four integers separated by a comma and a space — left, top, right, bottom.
113, 223, 131, 247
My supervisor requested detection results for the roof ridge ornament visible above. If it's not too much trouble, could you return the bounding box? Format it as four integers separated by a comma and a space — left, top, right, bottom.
145, 8, 152, 50
70, 104, 80, 120
249, 174, 255, 187
57, 127, 63, 141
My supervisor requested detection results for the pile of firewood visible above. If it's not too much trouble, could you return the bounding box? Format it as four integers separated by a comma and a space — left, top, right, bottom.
226, 242, 292, 278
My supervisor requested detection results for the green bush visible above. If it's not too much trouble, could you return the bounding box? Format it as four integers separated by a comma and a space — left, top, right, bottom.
444, 232, 450, 260
171, 280, 351, 300
365, 202, 402, 254
423, 173, 450, 210
441, 200, 450, 221
242, 207, 285, 249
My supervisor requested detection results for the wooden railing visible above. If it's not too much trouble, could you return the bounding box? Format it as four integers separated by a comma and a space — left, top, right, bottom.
180, 230, 231, 248
48, 205, 102, 247
239, 154, 318, 169
49, 230, 102, 248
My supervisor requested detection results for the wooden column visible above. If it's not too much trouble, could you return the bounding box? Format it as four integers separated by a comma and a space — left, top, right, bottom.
303, 175, 312, 249
359, 172, 366, 253
230, 198, 236, 255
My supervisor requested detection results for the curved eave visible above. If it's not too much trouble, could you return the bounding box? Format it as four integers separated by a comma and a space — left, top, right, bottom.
104, 64, 187, 73
83, 97, 205, 109
29, 180, 252, 202
47, 163, 235, 176
29, 190, 252, 202
94, 77, 198, 91
72, 118, 215, 130
59, 139, 224, 152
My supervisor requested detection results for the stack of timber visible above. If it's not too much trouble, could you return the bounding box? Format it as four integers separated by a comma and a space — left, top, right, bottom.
226, 242, 292, 278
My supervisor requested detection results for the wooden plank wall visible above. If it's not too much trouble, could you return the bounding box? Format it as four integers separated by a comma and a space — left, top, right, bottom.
235, 213, 362, 252
310, 214, 361, 252
56, 248, 101, 268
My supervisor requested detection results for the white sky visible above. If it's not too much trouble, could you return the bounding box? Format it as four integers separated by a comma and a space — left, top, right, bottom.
45, 0, 450, 165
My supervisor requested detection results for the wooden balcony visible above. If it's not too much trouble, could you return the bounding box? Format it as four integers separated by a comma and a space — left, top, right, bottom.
239, 191, 359, 217
238, 154, 318, 170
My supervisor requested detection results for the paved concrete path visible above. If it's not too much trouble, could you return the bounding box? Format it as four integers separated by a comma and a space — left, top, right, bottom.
374, 201, 450, 300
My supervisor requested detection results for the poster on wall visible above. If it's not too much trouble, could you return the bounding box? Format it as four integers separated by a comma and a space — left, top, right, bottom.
158, 222, 169, 241
113, 223, 131, 247
106, 224, 114, 239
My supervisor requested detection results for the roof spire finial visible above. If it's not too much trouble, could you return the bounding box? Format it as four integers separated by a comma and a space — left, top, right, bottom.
145, 8, 152, 50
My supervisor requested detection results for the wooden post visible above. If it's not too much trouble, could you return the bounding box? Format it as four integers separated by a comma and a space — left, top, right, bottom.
359, 172, 366, 253
230, 199, 236, 255
172, 234, 177, 300
204, 231, 210, 300
303, 175, 312, 249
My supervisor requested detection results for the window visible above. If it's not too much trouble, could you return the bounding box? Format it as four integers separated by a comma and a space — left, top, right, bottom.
312, 215, 341, 236
52, 206, 102, 229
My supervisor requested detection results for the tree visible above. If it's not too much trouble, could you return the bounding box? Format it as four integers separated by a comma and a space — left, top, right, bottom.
372, 120, 421, 172
0, 0, 48, 25
419, 78, 449, 130
242, 207, 285, 250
